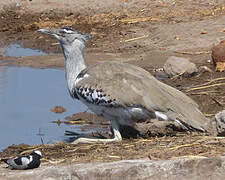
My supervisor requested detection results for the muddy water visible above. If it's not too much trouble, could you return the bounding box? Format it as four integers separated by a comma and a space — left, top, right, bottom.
0, 44, 89, 150
0, 66, 89, 150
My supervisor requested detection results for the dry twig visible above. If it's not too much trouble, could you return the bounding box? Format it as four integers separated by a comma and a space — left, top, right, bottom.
174, 51, 210, 55
120, 17, 160, 24
185, 77, 225, 90
186, 83, 225, 92
170, 71, 185, 79
124, 35, 148, 42
169, 143, 200, 150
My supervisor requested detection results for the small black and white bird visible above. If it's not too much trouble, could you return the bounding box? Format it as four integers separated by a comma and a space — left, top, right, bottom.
1, 150, 42, 170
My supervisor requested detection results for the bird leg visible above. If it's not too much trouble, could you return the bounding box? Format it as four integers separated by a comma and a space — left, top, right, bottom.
70, 120, 122, 144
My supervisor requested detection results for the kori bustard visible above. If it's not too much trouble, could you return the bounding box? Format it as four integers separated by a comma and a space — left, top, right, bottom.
38, 27, 209, 144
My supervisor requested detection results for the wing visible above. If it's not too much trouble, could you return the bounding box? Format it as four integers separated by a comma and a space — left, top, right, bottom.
21, 156, 31, 165
5, 157, 21, 168
76, 61, 210, 131
7, 156, 30, 169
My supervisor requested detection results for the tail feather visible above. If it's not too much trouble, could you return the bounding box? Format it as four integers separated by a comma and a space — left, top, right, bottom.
166, 109, 207, 132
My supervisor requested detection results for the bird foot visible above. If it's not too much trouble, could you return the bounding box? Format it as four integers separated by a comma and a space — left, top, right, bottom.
68, 126, 122, 144
70, 136, 122, 144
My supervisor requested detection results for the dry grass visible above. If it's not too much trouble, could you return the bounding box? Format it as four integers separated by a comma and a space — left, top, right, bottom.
1, 134, 225, 166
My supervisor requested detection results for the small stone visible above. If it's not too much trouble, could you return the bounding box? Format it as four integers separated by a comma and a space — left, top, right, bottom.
154, 71, 169, 80
50, 106, 66, 113
220, 29, 225, 33
163, 56, 198, 77
174, 35, 180, 40
200, 29, 207, 34
212, 110, 225, 136
199, 66, 213, 73
211, 40, 225, 72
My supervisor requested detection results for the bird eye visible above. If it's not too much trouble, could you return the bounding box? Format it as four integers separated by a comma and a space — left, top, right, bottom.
60, 30, 67, 37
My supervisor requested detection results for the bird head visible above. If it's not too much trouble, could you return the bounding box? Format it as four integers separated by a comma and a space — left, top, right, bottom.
31, 150, 42, 158
38, 27, 92, 45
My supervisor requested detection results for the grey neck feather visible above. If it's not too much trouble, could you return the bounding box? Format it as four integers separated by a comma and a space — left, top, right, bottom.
60, 40, 87, 94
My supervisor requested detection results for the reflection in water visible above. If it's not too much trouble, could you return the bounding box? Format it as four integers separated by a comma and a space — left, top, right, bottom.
0, 67, 87, 150
3, 44, 47, 57
0, 66, 7, 100
0, 67, 4, 91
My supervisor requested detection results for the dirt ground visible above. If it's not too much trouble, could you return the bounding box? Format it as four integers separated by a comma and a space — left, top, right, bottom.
1, 0, 225, 166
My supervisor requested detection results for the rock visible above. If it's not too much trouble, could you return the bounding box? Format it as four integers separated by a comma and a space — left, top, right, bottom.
211, 40, 225, 72
134, 119, 187, 137
212, 110, 225, 136
50, 106, 66, 113
163, 56, 198, 77
1, 157, 225, 179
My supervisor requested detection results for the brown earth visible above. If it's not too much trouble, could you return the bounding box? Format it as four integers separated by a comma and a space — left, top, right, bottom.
0, 0, 225, 172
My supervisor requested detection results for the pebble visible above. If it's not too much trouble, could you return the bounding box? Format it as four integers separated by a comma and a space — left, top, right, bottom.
163, 56, 198, 77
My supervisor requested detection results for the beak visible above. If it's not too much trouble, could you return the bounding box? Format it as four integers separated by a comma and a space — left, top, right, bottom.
37, 29, 56, 35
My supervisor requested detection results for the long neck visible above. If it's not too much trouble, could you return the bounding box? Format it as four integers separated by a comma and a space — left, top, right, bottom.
61, 40, 87, 93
